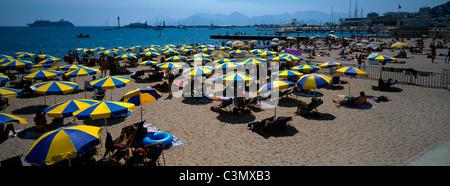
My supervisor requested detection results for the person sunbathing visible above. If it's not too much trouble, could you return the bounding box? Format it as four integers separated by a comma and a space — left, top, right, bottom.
333, 91, 369, 107
295, 98, 319, 115
100, 124, 137, 160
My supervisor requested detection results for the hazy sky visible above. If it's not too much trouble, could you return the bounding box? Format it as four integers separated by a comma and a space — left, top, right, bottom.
0, 0, 446, 26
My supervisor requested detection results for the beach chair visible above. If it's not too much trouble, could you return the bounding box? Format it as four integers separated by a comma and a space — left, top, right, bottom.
247, 116, 275, 134
84, 80, 94, 91
210, 98, 233, 113
143, 142, 166, 166
273, 116, 292, 132
93, 88, 105, 100
103, 124, 138, 160
299, 98, 324, 116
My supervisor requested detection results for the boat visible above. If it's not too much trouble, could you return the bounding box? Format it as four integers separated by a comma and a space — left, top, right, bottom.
27, 19, 74, 27
104, 18, 112, 30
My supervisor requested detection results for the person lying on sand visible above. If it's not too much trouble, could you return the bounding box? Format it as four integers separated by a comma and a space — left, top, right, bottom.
333, 91, 369, 107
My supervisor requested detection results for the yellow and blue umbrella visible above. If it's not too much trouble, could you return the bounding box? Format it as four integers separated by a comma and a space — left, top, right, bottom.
249, 49, 264, 54
279, 53, 302, 61
24, 125, 102, 166
215, 62, 242, 71
90, 76, 130, 90
201, 47, 215, 53
256, 51, 277, 57
15, 52, 35, 58
0, 59, 33, 69
230, 50, 247, 54
184, 66, 215, 78
319, 61, 342, 68
157, 62, 183, 70
120, 88, 162, 121
296, 73, 332, 90
390, 42, 408, 48
0, 73, 10, 84
166, 56, 186, 62
115, 53, 137, 60
23, 70, 63, 81
39, 57, 61, 64
64, 67, 99, 78
268, 56, 292, 62
257, 80, 295, 95
138, 60, 159, 66
366, 55, 397, 62
97, 50, 118, 56
0, 113, 28, 124
219, 46, 232, 51
43, 99, 100, 118
0, 87, 22, 98
239, 58, 267, 66
211, 51, 230, 58
336, 67, 368, 97
73, 101, 136, 121
162, 49, 178, 55
32, 81, 80, 95
193, 53, 211, 59
140, 51, 160, 57
188, 57, 212, 63
59, 64, 87, 71
336, 67, 368, 77
213, 58, 235, 64
272, 70, 303, 79
219, 73, 255, 84
293, 64, 321, 72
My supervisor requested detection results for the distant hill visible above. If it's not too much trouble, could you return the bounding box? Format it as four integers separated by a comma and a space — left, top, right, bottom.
159, 11, 348, 26
431, 1, 450, 16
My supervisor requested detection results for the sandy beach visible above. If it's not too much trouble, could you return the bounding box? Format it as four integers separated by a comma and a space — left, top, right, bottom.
1, 37, 450, 166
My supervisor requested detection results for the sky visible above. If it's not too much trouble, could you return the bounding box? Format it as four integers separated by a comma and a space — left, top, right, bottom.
0, 0, 447, 26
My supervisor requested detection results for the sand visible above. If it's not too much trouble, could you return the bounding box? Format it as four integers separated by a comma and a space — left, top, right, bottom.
1, 37, 450, 166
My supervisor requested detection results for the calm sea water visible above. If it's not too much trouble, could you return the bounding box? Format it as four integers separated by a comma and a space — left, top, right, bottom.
0, 26, 367, 58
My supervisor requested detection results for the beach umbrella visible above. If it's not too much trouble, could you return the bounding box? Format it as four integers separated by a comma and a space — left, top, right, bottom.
15, 52, 35, 58
215, 62, 242, 71
366, 55, 397, 62
230, 50, 247, 54
268, 56, 292, 62
157, 62, 183, 70
296, 73, 332, 90
64, 67, 99, 78
211, 51, 230, 59
32, 81, 79, 95
193, 53, 211, 59
0, 73, 10, 84
0, 57, 16, 64
165, 56, 186, 62
219, 46, 232, 51
97, 50, 118, 56
280, 53, 302, 61
184, 66, 215, 78
272, 70, 303, 79
336, 67, 368, 97
120, 88, 162, 121
249, 49, 264, 54
38, 54, 56, 59
144, 48, 158, 52
201, 47, 215, 53
31, 63, 57, 72
73, 101, 136, 131
257, 80, 296, 118
257, 80, 295, 95
90, 76, 130, 100
213, 58, 235, 64
319, 61, 342, 68
0, 54, 13, 59
0, 113, 28, 124
231, 41, 245, 47
39, 58, 62, 64
0, 87, 22, 98
0, 59, 33, 69
239, 58, 267, 66
24, 125, 102, 166
22, 70, 63, 81
43, 99, 100, 118
292, 64, 321, 72
188, 58, 212, 64
115, 53, 137, 60
256, 51, 277, 57
139, 51, 160, 57
390, 42, 408, 48
162, 49, 178, 55
138, 60, 159, 66
219, 73, 255, 84
59, 64, 87, 71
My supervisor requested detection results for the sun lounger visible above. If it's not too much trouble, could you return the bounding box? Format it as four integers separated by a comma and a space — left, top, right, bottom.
248, 116, 292, 134
247, 116, 275, 134
299, 98, 323, 115
210, 98, 233, 113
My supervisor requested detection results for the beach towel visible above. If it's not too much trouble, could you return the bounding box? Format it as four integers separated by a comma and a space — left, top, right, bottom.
336, 95, 376, 109
293, 91, 323, 97
143, 123, 185, 148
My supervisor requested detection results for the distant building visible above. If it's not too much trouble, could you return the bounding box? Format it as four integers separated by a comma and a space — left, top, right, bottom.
367, 12, 379, 18
419, 7, 431, 16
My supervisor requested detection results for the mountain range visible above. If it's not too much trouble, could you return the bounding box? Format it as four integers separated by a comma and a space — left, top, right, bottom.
151, 11, 349, 26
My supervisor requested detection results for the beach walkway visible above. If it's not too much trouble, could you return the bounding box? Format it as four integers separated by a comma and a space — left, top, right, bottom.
402, 136, 450, 166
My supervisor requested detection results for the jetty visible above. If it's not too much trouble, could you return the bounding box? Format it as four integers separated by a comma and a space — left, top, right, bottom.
210, 34, 307, 41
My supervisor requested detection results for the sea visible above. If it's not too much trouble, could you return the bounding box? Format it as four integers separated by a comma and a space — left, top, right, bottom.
0, 26, 375, 59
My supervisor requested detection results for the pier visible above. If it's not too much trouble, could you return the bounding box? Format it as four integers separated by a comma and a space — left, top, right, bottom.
210, 34, 308, 41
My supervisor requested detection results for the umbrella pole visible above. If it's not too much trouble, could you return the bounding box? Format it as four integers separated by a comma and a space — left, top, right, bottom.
349, 76, 352, 97
141, 104, 143, 122
104, 118, 108, 133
